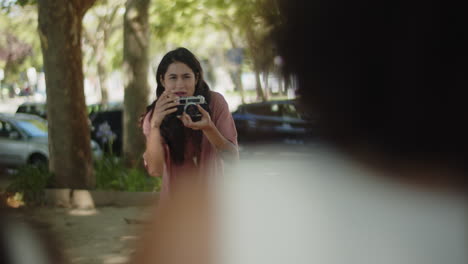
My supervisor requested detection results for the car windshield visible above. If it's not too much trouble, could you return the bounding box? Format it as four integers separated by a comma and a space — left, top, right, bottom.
15, 119, 48, 137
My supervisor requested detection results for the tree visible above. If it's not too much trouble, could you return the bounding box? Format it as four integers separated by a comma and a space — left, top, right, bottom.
83, 0, 125, 105
147, 0, 249, 102
204, 8, 247, 104
0, 31, 32, 98
122, 0, 150, 168
37, 0, 97, 188
232, 0, 276, 101
0, 5, 41, 97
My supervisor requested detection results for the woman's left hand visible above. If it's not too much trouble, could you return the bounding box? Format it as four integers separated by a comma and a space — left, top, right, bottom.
179, 105, 212, 131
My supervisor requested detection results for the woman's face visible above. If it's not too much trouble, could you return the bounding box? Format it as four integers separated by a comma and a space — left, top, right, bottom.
161, 62, 197, 97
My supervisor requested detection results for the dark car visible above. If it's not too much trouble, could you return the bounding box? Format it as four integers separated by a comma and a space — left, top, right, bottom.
16, 101, 123, 119
232, 99, 316, 142
89, 109, 123, 156
15, 102, 48, 119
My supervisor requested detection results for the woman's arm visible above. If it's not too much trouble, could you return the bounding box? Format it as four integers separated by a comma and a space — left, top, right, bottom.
180, 104, 239, 161
143, 90, 179, 176
144, 127, 166, 177
201, 120, 239, 160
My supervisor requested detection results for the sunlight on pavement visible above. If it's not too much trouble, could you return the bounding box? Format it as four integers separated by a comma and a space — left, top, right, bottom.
101, 254, 129, 264
120, 235, 139, 242
68, 208, 99, 216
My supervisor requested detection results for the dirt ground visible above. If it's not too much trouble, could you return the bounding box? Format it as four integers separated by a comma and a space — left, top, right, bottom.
4, 205, 157, 264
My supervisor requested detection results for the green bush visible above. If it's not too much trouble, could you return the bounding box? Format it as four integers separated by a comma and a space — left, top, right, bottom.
5, 156, 159, 207
94, 155, 160, 192
6, 165, 53, 206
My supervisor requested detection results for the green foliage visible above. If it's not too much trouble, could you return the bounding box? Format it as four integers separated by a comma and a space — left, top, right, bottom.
1, 0, 36, 11
94, 155, 160, 192
108, 31, 123, 69
0, 5, 41, 84
6, 165, 53, 206
83, 0, 124, 73
4, 156, 159, 207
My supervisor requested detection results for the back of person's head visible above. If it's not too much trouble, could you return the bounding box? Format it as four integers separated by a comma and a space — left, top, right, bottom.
267, 0, 468, 184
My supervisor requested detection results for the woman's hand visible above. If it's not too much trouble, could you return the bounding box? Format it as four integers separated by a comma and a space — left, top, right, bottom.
151, 90, 179, 129
179, 105, 213, 131
180, 104, 239, 161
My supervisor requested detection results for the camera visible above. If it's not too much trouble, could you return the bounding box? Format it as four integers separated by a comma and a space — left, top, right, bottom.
174, 95, 208, 122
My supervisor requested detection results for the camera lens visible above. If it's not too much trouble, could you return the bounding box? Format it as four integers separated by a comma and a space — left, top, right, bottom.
185, 104, 199, 116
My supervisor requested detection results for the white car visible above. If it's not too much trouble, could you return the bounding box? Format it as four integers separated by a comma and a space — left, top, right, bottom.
0, 113, 102, 168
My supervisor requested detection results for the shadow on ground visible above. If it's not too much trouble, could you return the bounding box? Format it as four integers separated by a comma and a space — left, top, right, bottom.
4, 205, 156, 264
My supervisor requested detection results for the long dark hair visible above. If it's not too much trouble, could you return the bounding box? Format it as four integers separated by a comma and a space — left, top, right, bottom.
141, 47, 212, 165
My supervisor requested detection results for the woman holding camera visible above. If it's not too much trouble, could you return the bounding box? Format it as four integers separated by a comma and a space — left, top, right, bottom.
141, 47, 238, 199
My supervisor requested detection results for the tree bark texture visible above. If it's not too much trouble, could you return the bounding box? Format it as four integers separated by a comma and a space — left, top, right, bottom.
83, 4, 120, 106
38, 0, 96, 188
123, 0, 150, 168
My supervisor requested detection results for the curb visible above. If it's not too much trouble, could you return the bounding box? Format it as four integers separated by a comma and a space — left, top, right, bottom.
44, 189, 159, 208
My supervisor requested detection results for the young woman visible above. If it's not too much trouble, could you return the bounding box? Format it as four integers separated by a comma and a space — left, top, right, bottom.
141, 47, 238, 199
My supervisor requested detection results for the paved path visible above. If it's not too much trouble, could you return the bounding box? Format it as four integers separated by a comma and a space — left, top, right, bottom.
5, 205, 156, 264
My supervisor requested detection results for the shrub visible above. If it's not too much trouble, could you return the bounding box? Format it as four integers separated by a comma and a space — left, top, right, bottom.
6, 165, 53, 206
94, 155, 160, 192
4, 156, 159, 208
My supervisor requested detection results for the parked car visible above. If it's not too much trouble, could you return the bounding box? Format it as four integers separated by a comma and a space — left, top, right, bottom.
0, 113, 102, 169
16, 101, 124, 156
15, 101, 47, 119
232, 99, 316, 142
16, 101, 123, 119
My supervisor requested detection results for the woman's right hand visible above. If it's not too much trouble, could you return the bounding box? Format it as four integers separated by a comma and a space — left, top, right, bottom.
150, 90, 179, 129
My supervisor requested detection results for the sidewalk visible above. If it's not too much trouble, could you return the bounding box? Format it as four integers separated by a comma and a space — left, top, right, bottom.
1, 183, 160, 264
5, 202, 158, 264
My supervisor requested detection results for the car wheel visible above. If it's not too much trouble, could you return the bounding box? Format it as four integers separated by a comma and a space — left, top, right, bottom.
28, 154, 48, 168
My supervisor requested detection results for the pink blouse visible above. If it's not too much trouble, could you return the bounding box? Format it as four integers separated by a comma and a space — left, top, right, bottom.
143, 91, 238, 199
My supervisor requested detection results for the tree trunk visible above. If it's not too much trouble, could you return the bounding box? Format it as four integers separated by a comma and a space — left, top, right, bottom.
38, 0, 96, 189
228, 66, 245, 104
234, 67, 245, 104
263, 71, 270, 100
224, 28, 246, 104
245, 26, 266, 102
97, 50, 109, 105
123, 0, 150, 168
254, 69, 266, 101
277, 74, 284, 96
85, 4, 121, 106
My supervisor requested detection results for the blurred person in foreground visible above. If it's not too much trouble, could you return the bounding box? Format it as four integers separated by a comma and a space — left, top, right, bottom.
131, 1, 467, 264
140, 47, 238, 201
0, 210, 66, 264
